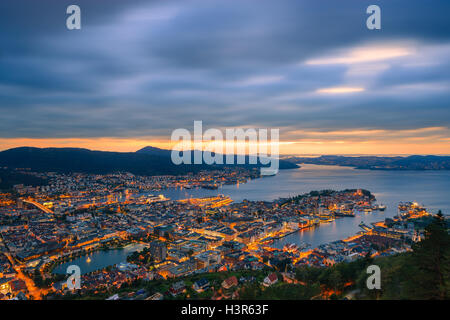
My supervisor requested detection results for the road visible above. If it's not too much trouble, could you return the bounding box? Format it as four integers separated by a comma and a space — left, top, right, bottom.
5, 253, 49, 300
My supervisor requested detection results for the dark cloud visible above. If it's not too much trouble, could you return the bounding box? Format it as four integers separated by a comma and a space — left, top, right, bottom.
0, 0, 449, 140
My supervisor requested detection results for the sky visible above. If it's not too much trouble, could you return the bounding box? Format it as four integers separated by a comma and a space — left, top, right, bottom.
0, 0, 449, 155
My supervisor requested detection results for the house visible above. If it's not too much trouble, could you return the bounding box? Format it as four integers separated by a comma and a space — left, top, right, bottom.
221, 276, 238, 290
170, 281, 186, 296
345, 252, 359, 262
239, 276, 255, 284
193, 278, 210, 293
263, 273, 278, 287
251, 261, 265, 270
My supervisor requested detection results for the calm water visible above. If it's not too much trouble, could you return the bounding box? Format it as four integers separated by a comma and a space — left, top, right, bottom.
160, 164, 450, 248
54, 164, 450, 271
52, 243, 147, 275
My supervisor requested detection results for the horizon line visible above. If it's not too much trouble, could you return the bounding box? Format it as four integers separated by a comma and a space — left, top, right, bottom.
1, 145, 450, 157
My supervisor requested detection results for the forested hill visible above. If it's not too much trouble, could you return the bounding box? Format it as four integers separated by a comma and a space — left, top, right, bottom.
0, 168, 47, 190
284, 155, 450, 170
0, 146, 298, 176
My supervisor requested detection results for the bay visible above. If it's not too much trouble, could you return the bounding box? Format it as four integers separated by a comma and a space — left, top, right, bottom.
54, 164, 450, 273
160, 164, 450, 248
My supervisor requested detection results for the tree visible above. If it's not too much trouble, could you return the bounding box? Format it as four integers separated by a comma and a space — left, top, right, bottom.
295, 265, 324, 285
239, 283, 262, 300
411, 211, 450, 299
328, 269, 343, 292
33, 269, 44, 288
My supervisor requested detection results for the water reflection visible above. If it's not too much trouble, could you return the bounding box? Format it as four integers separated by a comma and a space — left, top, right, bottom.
54, 164, 450, 271
52, 243, 146, 275
160, 164, 450, 247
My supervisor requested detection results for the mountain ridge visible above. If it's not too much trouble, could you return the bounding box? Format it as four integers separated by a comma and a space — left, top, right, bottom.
0, 146, 298, 176
284, 154, 450, 170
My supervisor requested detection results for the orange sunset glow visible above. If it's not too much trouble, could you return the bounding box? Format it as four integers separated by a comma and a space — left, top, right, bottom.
1, 134, 449, 155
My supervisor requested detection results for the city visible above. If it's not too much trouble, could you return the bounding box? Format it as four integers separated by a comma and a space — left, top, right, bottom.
0, 167, 441, 300
0, 0, 449, 312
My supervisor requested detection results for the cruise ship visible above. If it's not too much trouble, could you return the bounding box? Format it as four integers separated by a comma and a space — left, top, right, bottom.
145, 194, 169, 203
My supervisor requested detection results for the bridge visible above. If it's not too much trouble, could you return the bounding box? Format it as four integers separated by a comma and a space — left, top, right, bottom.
22, 199, 54, 214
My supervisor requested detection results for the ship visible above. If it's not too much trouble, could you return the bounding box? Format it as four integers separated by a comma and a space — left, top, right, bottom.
372, 204, 386, 211
146, 194, 169, 203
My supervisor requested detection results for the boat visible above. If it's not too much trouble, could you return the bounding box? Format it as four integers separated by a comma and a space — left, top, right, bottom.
372, 204, 386, 211
86, 256, 91, 263
146, 194, 169, 203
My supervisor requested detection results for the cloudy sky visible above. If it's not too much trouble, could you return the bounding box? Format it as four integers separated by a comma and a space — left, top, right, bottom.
1, 0, 449, 154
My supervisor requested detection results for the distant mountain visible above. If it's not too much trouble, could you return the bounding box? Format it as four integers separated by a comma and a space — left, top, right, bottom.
145, 147, 299, 170
284, 155, 450, 170
0, 146, 298, 176
136, 146, 171, 157
0, 168, 47, 190
389, 155, 450, 170
0, 147, 188, 176
137, 146, 298, 169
